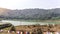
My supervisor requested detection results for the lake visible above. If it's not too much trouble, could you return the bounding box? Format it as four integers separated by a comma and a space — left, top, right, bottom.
1, 20, 54, 26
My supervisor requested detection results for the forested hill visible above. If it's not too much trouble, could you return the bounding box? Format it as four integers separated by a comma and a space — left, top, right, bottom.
0, 8, 60, 20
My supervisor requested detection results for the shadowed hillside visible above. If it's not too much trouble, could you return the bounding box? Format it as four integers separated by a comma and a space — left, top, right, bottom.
0, 8, 60, 20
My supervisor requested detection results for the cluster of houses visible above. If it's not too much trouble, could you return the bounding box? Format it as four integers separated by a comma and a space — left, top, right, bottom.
10, 24, 60, 34
0, 20, 60, 34
40, 24, 60, 34
0, 23, 60, 34
0, 24, 60, 34
15, 24, 60, 34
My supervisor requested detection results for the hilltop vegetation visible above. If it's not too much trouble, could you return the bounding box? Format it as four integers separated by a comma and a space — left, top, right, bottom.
0, 8, 60, 20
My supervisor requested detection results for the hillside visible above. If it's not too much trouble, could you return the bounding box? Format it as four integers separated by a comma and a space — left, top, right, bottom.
0, 8, 60, 20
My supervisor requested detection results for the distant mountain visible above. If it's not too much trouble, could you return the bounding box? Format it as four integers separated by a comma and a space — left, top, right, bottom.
0, 8, 10, 15
0, 8, 60, 20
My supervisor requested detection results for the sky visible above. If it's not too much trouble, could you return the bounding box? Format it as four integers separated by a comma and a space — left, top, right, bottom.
0, 0, 60, 9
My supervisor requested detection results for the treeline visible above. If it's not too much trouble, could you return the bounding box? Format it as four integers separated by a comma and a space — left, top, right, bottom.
0, 8, 60, 20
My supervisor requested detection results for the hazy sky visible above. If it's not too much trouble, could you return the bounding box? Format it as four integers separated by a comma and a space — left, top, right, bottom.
0, 0, 60, 9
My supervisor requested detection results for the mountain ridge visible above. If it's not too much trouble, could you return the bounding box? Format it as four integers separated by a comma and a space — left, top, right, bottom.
0, 8, 60, 20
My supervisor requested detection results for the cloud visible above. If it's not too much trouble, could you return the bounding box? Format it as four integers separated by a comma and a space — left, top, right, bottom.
0, 0, 60, 9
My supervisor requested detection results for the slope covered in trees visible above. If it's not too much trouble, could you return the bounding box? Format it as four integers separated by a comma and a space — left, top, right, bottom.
0, 8, 60, 20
